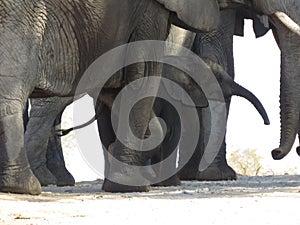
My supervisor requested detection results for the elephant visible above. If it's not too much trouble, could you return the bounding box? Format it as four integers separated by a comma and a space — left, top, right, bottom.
210, 0, 300, 161
149, 8, 270, 182
25, 0, 300, 191
23, 0, 296, 188
175, 9, 270, 181
22, 11, 269, 188
150, 56, 270, 186
166, 1, 300, 179
0, 0, 241, 195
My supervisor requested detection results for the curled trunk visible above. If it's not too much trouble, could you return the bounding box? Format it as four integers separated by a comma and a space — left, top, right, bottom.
270, 14, 300, 160
205, 59, 270, 125
231, 83, 270, 125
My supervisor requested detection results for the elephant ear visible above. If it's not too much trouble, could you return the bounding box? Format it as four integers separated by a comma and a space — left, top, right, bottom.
252, 15, 270, 38
156, 0, 220, 31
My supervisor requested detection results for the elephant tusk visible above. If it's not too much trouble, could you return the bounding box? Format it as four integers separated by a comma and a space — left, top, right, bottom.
273, 12, 300, 37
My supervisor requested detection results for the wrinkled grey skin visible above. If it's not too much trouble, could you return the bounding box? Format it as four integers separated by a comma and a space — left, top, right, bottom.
0, 0, 229, 195
156, 9, 270, 183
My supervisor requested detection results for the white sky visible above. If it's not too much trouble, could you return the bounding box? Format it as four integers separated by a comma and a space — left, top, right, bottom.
63, 20, 300, 181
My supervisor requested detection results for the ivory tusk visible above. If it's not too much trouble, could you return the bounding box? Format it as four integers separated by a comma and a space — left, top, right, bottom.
274, 12, 300, 37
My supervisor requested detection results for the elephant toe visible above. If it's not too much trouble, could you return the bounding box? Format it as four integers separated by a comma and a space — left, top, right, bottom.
152, 175, 181, 187
0, 168, 42, 195
47, 165, 75, 187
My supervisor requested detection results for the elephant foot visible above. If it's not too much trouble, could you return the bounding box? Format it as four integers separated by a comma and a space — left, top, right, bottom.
32, 165, 57, 186
196, 163, 237, 181
152, 175, 181, 187
47, 164, 75, 187
178, 170, 198, 180
0, 168, 42, 195
102, 179, 150, 193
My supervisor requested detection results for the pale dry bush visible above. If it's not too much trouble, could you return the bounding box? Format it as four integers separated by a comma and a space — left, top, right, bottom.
228, 149, 299, 176
228, 148, 264, 176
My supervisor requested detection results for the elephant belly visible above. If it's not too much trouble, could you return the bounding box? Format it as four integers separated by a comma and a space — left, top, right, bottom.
34, 0, 150, 97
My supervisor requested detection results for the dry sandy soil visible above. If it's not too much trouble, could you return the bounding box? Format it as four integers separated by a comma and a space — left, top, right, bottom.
0, 175, 300, 225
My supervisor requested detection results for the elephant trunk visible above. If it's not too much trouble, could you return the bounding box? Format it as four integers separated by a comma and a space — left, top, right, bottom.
204, 58, 270, 125
271, 44, 300, 160
231, 83, 270, 125
270, 15, 300, 160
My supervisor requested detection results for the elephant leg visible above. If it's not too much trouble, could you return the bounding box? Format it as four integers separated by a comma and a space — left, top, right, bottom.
177, 107, 204, 180
196, 105, 236, 181
0, 35, 41, 194
196, 139, 236, 181
102, 71, 157, 192
94, 98, 116, 179
152, 99, 181, 187
46, 109, 75, 187
0, 111, 41, 195
0, 83, 41, 194
25, 97, 71, 186
190, 10, 237, 181
102, 4, 169, 193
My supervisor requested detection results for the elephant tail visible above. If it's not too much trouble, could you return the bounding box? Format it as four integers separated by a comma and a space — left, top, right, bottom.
56, 116, 97, 136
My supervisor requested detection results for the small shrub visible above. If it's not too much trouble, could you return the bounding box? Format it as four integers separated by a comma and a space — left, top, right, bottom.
228, 148, 263, 176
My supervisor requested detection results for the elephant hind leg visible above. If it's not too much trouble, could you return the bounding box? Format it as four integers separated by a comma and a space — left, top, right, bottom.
46, 111, 75, 187
25, 97, 72, 186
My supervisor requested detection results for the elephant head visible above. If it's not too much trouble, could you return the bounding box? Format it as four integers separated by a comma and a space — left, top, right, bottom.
156, 0, 221, 31
250, 0, 300, 159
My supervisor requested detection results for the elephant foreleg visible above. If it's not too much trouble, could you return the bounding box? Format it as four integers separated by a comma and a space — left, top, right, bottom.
102, 2, 169, 193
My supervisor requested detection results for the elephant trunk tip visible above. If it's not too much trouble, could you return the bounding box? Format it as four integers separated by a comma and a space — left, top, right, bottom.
264, 118, 270, 126
271, 148, 289, 160
296, 146, 300, 157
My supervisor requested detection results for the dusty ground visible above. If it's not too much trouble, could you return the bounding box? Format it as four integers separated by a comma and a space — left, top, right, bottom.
0, 175, 299, 225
